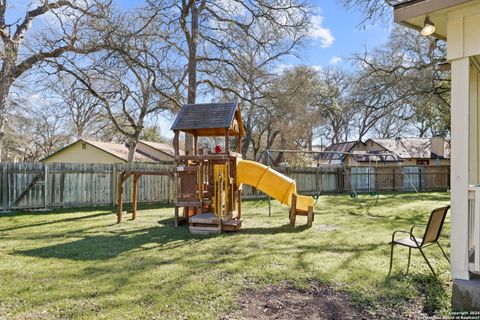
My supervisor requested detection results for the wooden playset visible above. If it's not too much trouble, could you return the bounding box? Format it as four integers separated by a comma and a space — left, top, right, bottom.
171, 103, 244, 234
170, 102, 315, 234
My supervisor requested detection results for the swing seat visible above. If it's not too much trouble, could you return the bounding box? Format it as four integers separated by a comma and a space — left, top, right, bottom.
350, 192, 356, 198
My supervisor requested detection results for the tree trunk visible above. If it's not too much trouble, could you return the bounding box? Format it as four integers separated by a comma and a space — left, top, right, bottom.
127, 138, 139, 164
184, 4, 199, 155
0, 78, 14, 161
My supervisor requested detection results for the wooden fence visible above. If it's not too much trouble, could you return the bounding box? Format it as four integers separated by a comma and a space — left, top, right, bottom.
0, 162, 174, 211
0, 162, 450, 211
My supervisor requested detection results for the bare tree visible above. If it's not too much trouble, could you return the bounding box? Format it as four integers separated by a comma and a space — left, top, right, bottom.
340, 0, 393, 24
0, 0, 112, 160
48, 76, 102, 139
153, 0, 311, 153
7, 103, 69, 162
203, 22, 307, 158
315, 68, 355, 144
351, 27, 450, 139
53, 8, 181, 162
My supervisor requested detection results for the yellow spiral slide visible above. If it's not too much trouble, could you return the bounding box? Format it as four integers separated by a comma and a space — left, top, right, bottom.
236, 160, 315, 212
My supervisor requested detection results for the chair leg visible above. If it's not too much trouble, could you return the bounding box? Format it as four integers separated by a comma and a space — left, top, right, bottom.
389, 242, 395, 276
406, 247, 412, 274
437, 242, 450, 263
418, 247, 437, 278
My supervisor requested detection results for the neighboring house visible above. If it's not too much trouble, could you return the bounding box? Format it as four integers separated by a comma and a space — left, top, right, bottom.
320, 137, 450, 166
42, 139, 180, 164
320, 137, 450, 192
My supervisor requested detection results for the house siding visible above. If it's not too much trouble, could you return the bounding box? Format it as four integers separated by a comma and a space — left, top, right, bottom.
43, 141, 124, 164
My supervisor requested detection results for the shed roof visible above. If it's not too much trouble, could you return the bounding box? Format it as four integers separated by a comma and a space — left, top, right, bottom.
42, 139, 164, 163
171, 102, 244, 137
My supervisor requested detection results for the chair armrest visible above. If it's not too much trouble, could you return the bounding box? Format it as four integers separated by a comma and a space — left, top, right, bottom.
391, 230, 412, 243
410, 224, 427, 237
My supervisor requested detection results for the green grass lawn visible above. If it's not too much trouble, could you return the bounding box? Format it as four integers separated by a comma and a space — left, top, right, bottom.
0, 192, 451, 319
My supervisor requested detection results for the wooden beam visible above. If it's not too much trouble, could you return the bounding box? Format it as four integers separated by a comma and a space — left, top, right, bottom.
12, 173, 42, 207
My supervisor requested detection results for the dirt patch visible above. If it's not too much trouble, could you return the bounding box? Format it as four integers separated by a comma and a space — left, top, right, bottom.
223, 281, 372, 320
223, 281, 429, 320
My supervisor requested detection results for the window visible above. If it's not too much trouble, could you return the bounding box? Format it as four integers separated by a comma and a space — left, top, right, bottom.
416, 159, 429, 165
82, 142, 87, 149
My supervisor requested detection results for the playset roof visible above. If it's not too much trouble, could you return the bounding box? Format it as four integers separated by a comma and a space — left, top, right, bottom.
171, 102, 244, 137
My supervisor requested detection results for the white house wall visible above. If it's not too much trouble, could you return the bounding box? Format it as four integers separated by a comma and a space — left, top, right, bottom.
447, 4, 480, 60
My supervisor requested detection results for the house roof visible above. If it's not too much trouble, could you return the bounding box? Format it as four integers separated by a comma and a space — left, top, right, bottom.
81, 140, 157, 163
371, 138, 431, 159
139, 140, 185, 156
319, 141, 362, 160
320, 137, 450, 163
171, 102, 244, 137
369, 138, 449, 159
42, 139, 166, 163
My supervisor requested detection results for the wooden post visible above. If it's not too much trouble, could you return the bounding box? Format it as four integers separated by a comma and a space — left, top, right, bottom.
117, 172, 124, 224
225, 131, 230, 154
237, 189, 242, 220
290, 193, 297, 226
111, 165, 117, 206
307, 206, 313, 228
132, 174, 139, 220
194, 135, 198, 156
1, 164, 7, 211
174, 207, 179, 228
44, 164, 49, 209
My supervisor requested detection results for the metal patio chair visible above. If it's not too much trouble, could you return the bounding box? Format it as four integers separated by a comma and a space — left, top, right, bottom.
388, 205, 450, 277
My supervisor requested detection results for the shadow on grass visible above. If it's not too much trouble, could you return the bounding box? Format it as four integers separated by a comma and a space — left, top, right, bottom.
0, 202, 174, 218
16, 223, 207, 261
240, 223, 310, 235
0, 212, 113, 232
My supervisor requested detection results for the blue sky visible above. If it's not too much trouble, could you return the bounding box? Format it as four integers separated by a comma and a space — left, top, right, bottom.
114, 0, 393, 69
282, 0, 393, 69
